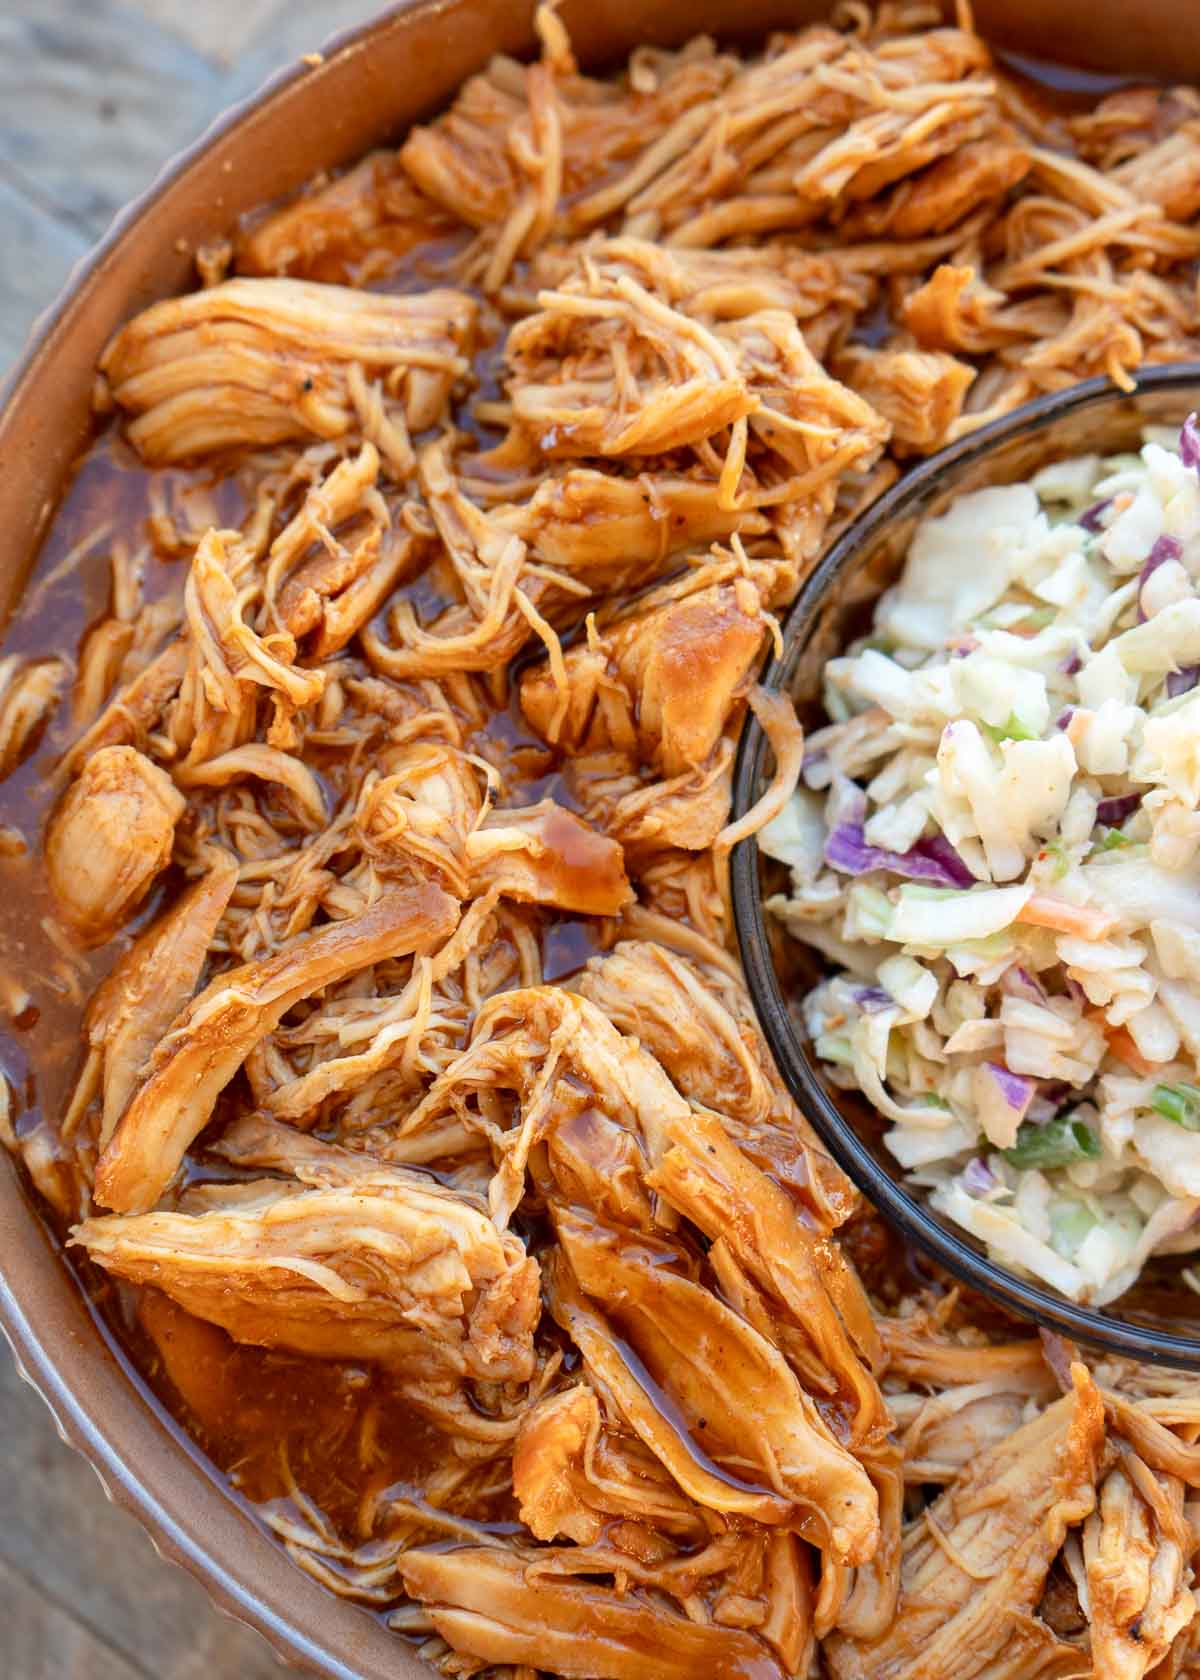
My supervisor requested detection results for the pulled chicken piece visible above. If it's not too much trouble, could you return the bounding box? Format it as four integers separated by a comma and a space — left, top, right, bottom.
72, 850, 240, 1148
826, 1365, 1105, 1680
839, 131, 1030, 241
544, 1250, 794, 1529
230, 893, 511, 1132
94, 883, 459, 1214
75, 1157, 538, 1381
398, 10, 737, 285
99, 277, 477, 464
522, 569, 768, 775
184, 524, 326, 714
1084, 1456, 1196, 1679
237, 150, 458, 281
398, 979, 885, 1567
876, 1310, 1057, 1394
355, 741, 631, 914
0, 656, 67, 780
398, 1543, 789, 1680
397, 984, 696, 1228
60, 636, 190, 775
883, 1332, 1059, 1486
354, 740, 483, 897
641, 1102, 887, 1446
486, 466, 769, 589
250, 441, 422, 658
552, 1201, 879, 1565
512, 1382, 709, 1545
520, 558, 780, 852
362, 438, 571, 680
46, 745, 184, 944
466, 800, 633, 915
577, 938, 857, 1222
500, 237, 888, 505
834, 344, 976, 455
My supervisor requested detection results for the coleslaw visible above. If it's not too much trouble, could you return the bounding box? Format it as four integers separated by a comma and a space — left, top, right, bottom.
763, 416, 1200, 1305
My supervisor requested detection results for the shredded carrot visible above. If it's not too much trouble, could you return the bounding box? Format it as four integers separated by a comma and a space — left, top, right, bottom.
1015, 894, 1116, 940
1097, 1018, 1157, 1077
1065, 709, 1090, 749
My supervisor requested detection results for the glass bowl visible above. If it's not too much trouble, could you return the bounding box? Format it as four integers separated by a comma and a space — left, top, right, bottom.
730, 363, 1200, 1368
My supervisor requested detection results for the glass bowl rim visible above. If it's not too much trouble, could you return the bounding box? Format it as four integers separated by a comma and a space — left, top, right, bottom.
730, 361, 1200, 1369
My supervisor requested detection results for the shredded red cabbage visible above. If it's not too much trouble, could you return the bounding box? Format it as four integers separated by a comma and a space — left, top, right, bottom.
919, 833, 979, 887
1055, 708, 1074, 730
1029, 1083, 1071, 1123
985, 1061, 1036, 1113
1096, 792, 1140, 826
824, 821, 976, 887
1168, 666, 1200, 698
1078, 498, 1111, 532
1182, 414, 1200, 472
1137, 534, 1184, 622
830, 779, 868, 828
1002, 966, 1048, 1004
962, 1156, 998, 1196
853, 985, 895, 1014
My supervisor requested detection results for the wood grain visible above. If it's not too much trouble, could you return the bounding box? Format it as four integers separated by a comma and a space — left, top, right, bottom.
0, 0, 386, 367
0, 1555, 149, 1680
0, 174, 89, 367
0, 1353, 285, 1676
121, 0, 288, 64
0, 0, 222, 240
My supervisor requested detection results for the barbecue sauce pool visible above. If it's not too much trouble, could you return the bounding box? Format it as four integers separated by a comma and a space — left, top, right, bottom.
0, 37, 1192, 1649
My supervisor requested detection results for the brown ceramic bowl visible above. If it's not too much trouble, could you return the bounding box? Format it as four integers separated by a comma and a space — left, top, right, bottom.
3, 1, 1200, 1674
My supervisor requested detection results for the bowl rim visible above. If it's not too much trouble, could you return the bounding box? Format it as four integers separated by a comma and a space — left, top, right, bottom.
731, 360, 1200, 1370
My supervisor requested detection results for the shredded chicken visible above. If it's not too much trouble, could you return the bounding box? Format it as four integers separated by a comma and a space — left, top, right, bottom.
554, 1199, 878, 1561
76, 1158, 539, 1381
487, 466, 769, 584
71, 850, 240, 1147
828, 1363, 1105, 1679
520, 557, 787, 855
466, 800, 633, 915
1085, 1458, 1195, 1678
513, 1383, 710, 1545
577, 938, 857, 1217
46, 745, 185, 943
398, 1544, 791, 1680
0, 656, 67, 778
4, 4, 1200, 1678
93, 883, 459, 1213
100, 278, 477, 465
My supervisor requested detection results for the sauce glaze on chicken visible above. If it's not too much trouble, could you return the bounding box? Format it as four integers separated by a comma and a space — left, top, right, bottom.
3, 4, 1200, 1675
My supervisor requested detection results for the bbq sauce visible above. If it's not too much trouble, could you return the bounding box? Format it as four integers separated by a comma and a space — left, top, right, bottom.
134, 1289, 446, 1520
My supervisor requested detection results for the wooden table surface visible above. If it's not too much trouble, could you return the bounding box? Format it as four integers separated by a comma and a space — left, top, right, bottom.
1, 4, 391, 1674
